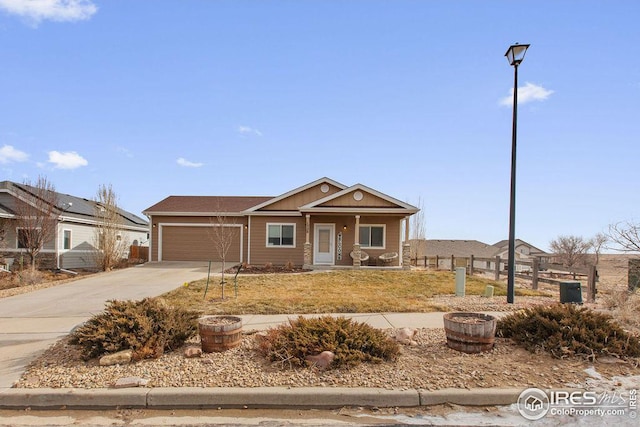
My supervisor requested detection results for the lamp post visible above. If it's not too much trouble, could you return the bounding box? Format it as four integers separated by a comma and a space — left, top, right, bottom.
504, 43, 530, 304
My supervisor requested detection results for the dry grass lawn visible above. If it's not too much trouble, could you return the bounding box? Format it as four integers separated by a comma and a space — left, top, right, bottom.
162, 270, 550, 315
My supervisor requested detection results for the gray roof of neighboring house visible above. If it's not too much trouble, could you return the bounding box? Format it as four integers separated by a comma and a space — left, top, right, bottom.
493, 239, 548, 255
0, 181, 148, 229
411, 239, 500, 258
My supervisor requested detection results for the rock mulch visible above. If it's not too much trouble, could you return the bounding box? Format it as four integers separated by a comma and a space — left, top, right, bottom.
15, 296, 640, 392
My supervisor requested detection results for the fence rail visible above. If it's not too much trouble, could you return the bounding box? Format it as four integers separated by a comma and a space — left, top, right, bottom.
411, 255, 598, 302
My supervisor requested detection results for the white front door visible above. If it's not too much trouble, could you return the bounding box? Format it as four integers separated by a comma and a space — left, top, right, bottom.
314, 224, 335, 265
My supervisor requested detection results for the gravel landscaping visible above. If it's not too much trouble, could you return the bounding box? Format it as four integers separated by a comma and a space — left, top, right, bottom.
15, 295, 640, 392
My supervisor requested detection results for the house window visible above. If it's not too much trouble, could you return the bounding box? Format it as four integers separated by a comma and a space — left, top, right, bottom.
359, 225, 385, 249
267, 223, 295, 247
17, 228, 40, 249
63, 230, 72, 250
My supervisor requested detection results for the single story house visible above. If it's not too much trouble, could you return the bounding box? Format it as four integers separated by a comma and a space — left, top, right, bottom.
492, 239, 551, 266
409, 238, 550, 271
0, 181, 149, 270
143, 177, 419, 268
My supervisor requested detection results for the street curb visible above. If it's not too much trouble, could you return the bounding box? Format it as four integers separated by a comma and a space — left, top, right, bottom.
0, 387, 522, 410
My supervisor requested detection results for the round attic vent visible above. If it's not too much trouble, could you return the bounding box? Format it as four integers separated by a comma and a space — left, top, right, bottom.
353, 191, 364, 201
320, 184, 329, 193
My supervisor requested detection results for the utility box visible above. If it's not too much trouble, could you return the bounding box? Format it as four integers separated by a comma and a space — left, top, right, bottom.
455, 267, 466, 297
560, 281, 583, 304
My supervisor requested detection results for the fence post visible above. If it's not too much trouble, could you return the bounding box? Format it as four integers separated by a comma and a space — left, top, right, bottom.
469, 255, 474, 276
532, 258, 539, 290
424, 256, 427, 268
587, 265, 598, 303
495, 256, 501, 281
450, 255, 455, 272
436, 255, 439, 270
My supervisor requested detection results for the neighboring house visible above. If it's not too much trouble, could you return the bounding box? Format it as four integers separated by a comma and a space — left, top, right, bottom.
0, 181, 149, 270
410, 239, 500, 269
409, 238, 550, 271
143, 177, 420, 268
492, 239, 551, 265
417, 239, 499, 259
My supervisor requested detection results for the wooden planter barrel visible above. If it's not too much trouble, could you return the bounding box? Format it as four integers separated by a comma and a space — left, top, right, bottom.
198, 315, 243, 352
443, 312, 497, 354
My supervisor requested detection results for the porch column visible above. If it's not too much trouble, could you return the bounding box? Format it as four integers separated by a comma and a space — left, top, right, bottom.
352, 215, 361, 267
402, 216, 411, 270
303, 214, 312, 266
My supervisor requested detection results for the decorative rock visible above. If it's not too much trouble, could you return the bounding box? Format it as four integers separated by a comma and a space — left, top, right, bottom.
184, 346, 202, 358
113, 376, 149, 388
305, 351, 335, 369
394, 327, 418, 345
99, 350, 133, 366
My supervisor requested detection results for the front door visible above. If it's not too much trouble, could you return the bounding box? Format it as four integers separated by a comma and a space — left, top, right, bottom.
314, 224, 335, 265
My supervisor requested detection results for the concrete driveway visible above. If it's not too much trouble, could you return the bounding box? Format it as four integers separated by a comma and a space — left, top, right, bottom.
0, 262, 219, 390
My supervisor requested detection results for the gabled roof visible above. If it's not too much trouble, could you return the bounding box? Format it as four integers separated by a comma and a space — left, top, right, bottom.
0, 181, 148, 229
300, 183, 419, 214
246, 177, 347, 212
144, 196, 272, 215
493, 239, 548, 255
144, 178, 419, 217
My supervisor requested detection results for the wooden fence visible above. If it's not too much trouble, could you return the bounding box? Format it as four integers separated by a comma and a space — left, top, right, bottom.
412, 255, 598, 302
129, 245, 149, 261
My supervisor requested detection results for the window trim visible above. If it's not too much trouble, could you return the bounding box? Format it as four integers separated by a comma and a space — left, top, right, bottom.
359, 224, 386, 249
62, 229, 72, 250
266, 223, 296, 248
16, 227, 41, 249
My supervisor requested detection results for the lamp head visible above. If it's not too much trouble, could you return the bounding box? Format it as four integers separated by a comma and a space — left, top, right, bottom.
505, 43, 530, 66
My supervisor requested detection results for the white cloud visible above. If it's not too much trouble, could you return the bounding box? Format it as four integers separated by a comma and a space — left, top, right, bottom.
0, 144, 29, 163
0, 0, 97, 25
500, 82, 554, 106
48, 150, 88, 169
177, 157, 204, 168
238, 125, 263, 137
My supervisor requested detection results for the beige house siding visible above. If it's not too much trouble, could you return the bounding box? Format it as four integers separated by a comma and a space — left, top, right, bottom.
259, 183, 342, 211
319, 192, 398, 208
248, 215, 305, 266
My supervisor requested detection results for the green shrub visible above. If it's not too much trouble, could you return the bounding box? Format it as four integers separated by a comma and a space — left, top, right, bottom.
497, 304, 640, 360
257, 315, 400, 369
70, 298, 198, 360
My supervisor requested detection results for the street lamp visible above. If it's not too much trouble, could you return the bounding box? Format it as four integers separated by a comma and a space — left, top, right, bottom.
504, 42, 530, 304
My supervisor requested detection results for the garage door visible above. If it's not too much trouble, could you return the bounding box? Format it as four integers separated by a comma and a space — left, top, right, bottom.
161, 225, 241, 262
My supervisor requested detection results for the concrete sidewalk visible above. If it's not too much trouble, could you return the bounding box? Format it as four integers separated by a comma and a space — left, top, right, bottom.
238, 311, 505, 332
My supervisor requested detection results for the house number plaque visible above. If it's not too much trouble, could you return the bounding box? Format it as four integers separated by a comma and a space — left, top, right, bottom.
337, 232, 342, 261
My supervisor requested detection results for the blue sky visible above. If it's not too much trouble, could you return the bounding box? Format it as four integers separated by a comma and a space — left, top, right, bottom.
1, 1, 638, 252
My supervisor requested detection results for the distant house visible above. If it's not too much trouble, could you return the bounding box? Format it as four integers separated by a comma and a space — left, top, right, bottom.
0, 181, 148, 270
492, 239, 551, 265
144, 177, 419, 268
417, 239, 500, 258
409, 238, 550, 271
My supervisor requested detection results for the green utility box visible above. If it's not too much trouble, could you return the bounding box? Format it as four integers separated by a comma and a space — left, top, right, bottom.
560, 281, 583, 304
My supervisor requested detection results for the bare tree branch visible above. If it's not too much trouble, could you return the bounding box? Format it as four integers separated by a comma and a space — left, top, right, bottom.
13, 176, 59, 270
208, 209, 237, 299
92, 184, 129, 271
549, 235, 591, 272
607, 221, 640, 254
